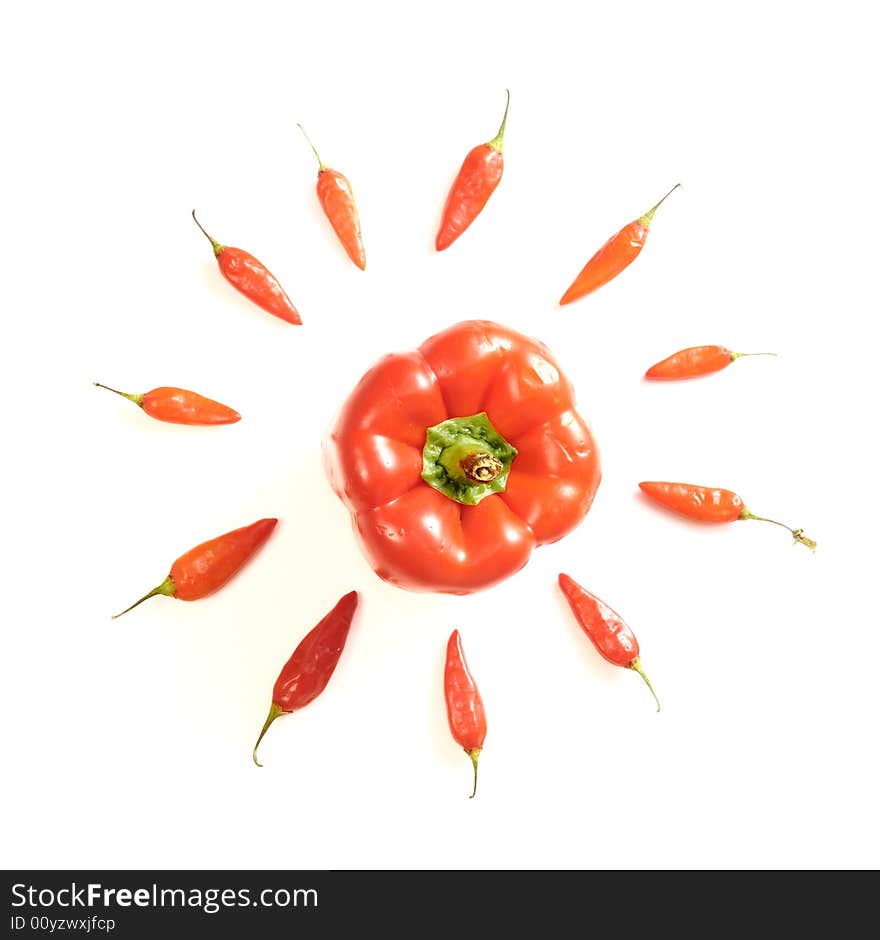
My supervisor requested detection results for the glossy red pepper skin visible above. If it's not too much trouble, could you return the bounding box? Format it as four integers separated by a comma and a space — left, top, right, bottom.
639, 480, 743, 523
253, 591, 359, 766
558, 573, 659, 711
444, 629, 486, 798
113, 518, 278, 618
560, 220, 648, 304
435, 92, 509, 251
192, 211, 301, 325
217, 248, 302, 323
559, 184, 680, 305
299, 126, 365, 270
316, 168, 365, 270
324, 320, 601, 594
645, 345, 734, 380
558, 573, 640, 667
94, 383, 240, 425
645, 346, 776, 380
638, 481, 817, 550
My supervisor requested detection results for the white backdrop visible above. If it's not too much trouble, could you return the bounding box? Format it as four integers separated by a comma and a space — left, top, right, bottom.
2, 1, 878, 871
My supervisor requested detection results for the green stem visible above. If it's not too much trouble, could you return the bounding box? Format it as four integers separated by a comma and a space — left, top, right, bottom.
487, 89, 510, 152
739, 508, 817, 551
422, 412, 517, 506
438, 441, 503, 484
630, 658, 660, 712
252, 702, 285, 767
191, 210, 225, 257
638, 182, 682, 228
94, 382, 145, 408
468, 747, 481, 799
730, 351, 778, 361
297, 124, 328, 172
112, 575, 176, 619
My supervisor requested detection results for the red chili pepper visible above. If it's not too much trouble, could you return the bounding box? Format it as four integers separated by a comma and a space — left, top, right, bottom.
112, 518, 278, 618
559, 183, 681, 305
558, 573, 660, 712
638, 481, 817, 550
252, 591, 359, 766
298, 125, 365, 270
644, 346, 777, 380
191, 210, 302, 325
94, 382, 241, 426
444, 629, 487, 798
435, 90, 510, 251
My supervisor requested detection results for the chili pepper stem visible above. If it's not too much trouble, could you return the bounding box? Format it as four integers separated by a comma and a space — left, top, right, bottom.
112, 575, 176, 619
93, 382, 145, 408
629, 658, 660, 712
487, 89, 510, 152
297, 124, 328, 172
739, 509, 817, 551
730, 351, 778, 361
252, 702, 285, 767
191, 210, 225, 257
467, 747, 481, 799
638, 183, 682, 228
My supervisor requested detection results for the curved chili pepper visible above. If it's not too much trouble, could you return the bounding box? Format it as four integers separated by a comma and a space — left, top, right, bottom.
559, 183, 681, 305
94, 382, 241, 426
323, 319, 601, 594
435, 90, 510, 251
644, 346, 777, 380
638, 481, 817, 550
298, 125, 365, 270
191, 211, 302, 325
558, 573, 660, 712
112, 518, 278, 618
252, 591, 359, 766
444, 629, 487, 798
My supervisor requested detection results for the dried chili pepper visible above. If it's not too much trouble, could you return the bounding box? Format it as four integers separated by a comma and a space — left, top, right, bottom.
191, 210, 302, 324
435, 90, 510, 251
644, 346, 777, 380
298, 125, 365, 270
252, 591, 359, 766
444, 629, 487, 798
639, 481, 816, 550
558, 573, 660, 712
112, 518, 278, 618
94, 382, 241, 426
559, 183, 681, 305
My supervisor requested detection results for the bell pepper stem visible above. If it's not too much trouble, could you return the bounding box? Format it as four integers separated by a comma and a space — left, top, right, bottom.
422, 412, 517, 506
439, 441, 503, 484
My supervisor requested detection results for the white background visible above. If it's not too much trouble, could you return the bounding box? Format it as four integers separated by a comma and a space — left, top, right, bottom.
2, 1, 878, 871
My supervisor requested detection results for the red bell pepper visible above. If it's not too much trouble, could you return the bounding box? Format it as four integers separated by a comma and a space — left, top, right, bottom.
324, 320, 601, 594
